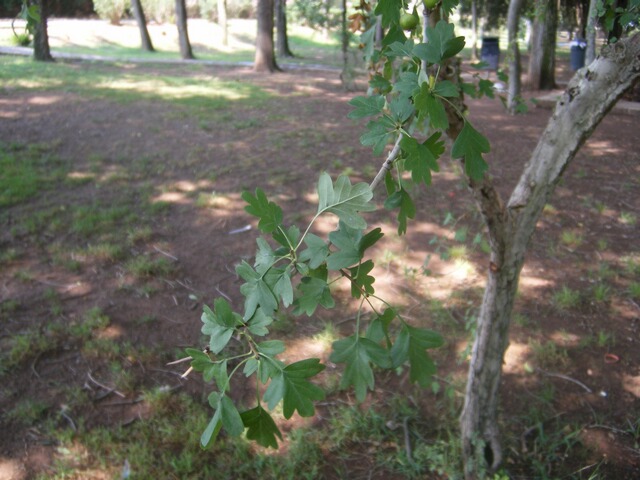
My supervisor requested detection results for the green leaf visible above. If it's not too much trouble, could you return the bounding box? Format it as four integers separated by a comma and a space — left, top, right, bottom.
348, 95, 385, 119
386, 39, 416, 59
237, 261, 279, 320
201, 299, 243, 354
424, 131, 446, 158
368, 74, 392, 94
242, 188, 283, 233
272, 225, 300, 249
298, 233, 329, 269
394, 71, 420, 99
263, 266, 294, 307
384, 188, 416, 235
414, 20, 465, 65
381, 24, 407, 47
330, 335, 392, 401
358, 227, 383, 257
201, 393, 244, 447
316, 173, 375, 229
433, 80, 459, 98
478, 79, 495, 99
241, 405, 283, 449
255, 237, 277, 271
360, 26, 376, 62
401, 135, 439, 186
451, 122, 490, 180
391, 325, 443, 387
264, 359, 326, 418
414, 83, 449, 131
360, 117, 396, 156
365, 308, 396, 344
374, 0, 402, 27
200, 405, 222, 448
247, 308, 273, 336
389, 96, 414, 123
293, 276, 335, 316
256, 340, 286, 357
243, 357, 260, 377
348, 259, 375, 298
327, 221, 363, 270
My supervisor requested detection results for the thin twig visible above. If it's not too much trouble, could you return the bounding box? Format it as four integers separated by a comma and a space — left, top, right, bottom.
59, 408, 77, 431
165, 356, 192, 366
87, 371, 126, 398
153, 245, 178, 261
402, 416, 415, 465
536, 368, 593, 393
369, 134, 403, 191
215, 286, 232, 302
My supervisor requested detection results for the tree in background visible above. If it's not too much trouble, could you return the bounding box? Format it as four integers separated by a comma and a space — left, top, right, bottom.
276, 0, 294, 57
506, 0, 525, 112
32, 0, 52, 61
528, 0, 557, 89
175, 0, 194, 59
218, 0, 228, 47
131, 0, 154, 52
254, 0, 279, 72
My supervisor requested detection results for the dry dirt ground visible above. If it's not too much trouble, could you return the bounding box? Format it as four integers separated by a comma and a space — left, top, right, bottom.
0, 47, 639, 478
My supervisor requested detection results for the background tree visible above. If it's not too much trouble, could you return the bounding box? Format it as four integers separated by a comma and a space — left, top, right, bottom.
175, 0, 194, 59
32, 0, 52, 61
254, 0, 279, 72
218, 0, 228, 47
506, 0, 525, 112
276, 0, 294, 57
527, 0, 557, 89
585, 0, 598, 63
131, 0, 154, 52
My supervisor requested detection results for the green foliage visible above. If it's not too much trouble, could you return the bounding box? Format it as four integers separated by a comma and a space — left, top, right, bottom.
92, 0, 127, 24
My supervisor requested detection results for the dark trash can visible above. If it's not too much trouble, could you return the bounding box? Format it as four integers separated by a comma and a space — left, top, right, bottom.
481, 37, 500, 70
570, 39, 586, 70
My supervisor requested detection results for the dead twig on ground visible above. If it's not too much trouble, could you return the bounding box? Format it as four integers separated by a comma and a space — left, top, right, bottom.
87, 371, 126, 398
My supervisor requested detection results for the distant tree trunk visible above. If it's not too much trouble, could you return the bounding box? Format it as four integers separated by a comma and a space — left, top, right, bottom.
254, 0, 280, 72
607, 0, 628, 42
528, 0, 557, 90
585, 0, 598, 64
470, 0, 479, 60
218, 0, 228, 47
275, 0, 294, 58
460, 32, 640, 479
175, 0, 194, 59
506, 0, 525, 113
131, 0, 154, 52
32, 0, 53, 61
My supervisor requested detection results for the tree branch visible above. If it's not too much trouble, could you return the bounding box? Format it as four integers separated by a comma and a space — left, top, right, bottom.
369, 134, 402, 191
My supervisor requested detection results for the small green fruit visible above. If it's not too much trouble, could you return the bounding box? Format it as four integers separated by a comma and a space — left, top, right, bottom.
423, 0, 438, 8
399, 12, 419, 30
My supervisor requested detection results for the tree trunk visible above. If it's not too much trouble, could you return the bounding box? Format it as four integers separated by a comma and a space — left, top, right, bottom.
506, 0, 525, 113
459, 33, 640, 479
131, 0, 154, 52
254, 0, 280, 72
527, 0, 557, 90
585, 0, 598, 64
218, 0, 228, 47
175, 0, 194, 60
470, 0, 479, 60
33, 0, 53, 62
275, 0, 294, 58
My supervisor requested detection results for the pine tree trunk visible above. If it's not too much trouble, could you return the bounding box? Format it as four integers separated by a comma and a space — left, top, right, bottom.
254, 0, 279, 72
175, 0, 194, 60
33, 0, 53, 62
131, 0, 154, 52
459, 33, 640, 479
506, 0, 525, 113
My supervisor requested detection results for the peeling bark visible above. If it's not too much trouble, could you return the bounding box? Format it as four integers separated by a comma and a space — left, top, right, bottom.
458, 33, 640, 479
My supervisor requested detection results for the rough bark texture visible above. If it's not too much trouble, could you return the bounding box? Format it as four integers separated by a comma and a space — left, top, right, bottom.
506, 0, 525, 113
131, 0, 154, 52
460, 33, 640, 479
175, 0, 194, 60
218, 0, 228, 47
254, 0, 279, 72
528, 0, 557, 90
33, 0, 53, 62
276, 0, 294, 58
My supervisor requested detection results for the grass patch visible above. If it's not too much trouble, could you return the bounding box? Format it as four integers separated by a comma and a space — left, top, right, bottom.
125, 254, 175, 278
552, 286, 582, 311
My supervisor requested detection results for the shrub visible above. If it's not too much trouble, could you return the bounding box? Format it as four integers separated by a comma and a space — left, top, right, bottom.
93, 0, 128, 25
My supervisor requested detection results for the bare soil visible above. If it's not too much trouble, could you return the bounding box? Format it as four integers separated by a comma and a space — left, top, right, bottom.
0, 53, 639, 479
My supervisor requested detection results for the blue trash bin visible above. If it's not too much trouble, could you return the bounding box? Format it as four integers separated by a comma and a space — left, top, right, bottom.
570, 39, 586, 70
481, 37, 500, 70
